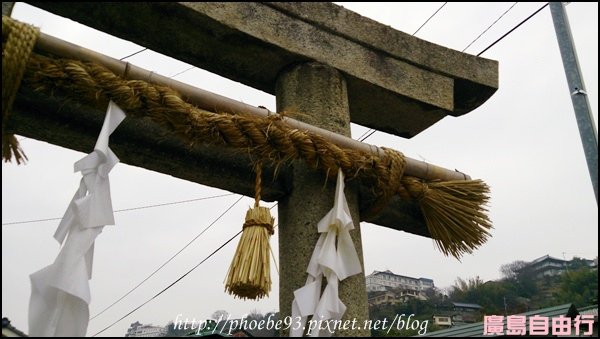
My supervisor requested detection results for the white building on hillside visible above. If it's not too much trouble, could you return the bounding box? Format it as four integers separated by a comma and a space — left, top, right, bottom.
125, 321, 167, 337
366, 270, 434, 293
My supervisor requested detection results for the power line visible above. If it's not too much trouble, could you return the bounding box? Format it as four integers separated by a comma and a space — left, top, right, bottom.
119, 46, 194, 78
120, 47, 194, 77
359, 129, 377, 142
170, 66, 196, 79
89, 195, 244, 321
120, 47, 148, 61
92, 200, 278, 334
90, 200, 275, 323
360, 3, 448, 143
413, 2, 448, 36
91, 228, 243, 337
355, 129, 372, 142
2, 193, 235, 226
462, 2, 518, 52
478, 3, 549, 56
90, 189, 275, 327
362, 3, 548, 141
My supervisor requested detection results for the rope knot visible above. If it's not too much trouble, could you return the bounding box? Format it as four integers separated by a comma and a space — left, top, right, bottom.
361, 147, 406, 219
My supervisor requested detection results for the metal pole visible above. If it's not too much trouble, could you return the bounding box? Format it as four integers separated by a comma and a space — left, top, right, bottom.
550, 2, 598, 204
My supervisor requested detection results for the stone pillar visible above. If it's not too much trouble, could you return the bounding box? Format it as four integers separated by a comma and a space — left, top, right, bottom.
277, 62, 370, 336
2, 2, 15, 16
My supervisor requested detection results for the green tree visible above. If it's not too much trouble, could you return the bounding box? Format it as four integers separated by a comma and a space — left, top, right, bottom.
556, 268, 598, 306
569, 257, 589, 270
165, 321, 191, 337
211, 310, 229, 322
500, 260, 528, 280
449, 276, 484, 302
499, 260, 538, 297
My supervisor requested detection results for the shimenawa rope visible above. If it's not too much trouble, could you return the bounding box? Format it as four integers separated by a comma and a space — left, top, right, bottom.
2, 16, 39, 164
2, 16, 492, 258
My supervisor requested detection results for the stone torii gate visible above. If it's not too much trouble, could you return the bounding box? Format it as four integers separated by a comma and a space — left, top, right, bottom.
5, 2, 498, 336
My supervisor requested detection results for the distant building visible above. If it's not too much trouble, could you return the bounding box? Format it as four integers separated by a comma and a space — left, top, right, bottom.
527, 255, 596, 279
450, 302, 483, 324
125, 321, 167, 337
365, 270, 434, 293
366, 270, 434, 306
432, 302, 483, 327
368, 289, 427, 306
432, 315, 452, 328
424, 303, 580, 337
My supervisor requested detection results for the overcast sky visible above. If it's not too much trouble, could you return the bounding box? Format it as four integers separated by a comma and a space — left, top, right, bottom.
2, 2, 598, 337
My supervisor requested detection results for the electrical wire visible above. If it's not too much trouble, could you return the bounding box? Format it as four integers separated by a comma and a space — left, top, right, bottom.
91, 229, 243, 336
360, 3, 549, 140
120, 48, 148, 61
477, 3, 549, 56
2, 193, 235, 226
170, 66, 196, 79
359, 129, 377, 142
89, 195, 244, 321
361, 2, 449, 142
462, 2, 518, 52
92, 201, 278, 332
355, 129, 369, 142
413, 2, 448, 35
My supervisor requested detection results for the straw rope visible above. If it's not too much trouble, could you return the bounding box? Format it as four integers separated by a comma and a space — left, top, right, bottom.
226, 162, 274, 300
19, 51, 407, 214
254, 162, 263, 208
2, 16, 492, 258
2, 16, 39, 164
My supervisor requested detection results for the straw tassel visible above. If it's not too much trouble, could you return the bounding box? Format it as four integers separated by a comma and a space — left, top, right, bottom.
401, 177, 492, 258
225, 163, 274, 300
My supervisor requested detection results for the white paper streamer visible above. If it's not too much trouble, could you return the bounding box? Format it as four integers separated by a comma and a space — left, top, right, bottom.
290, 169, 362, 337
28, 101, 126, 337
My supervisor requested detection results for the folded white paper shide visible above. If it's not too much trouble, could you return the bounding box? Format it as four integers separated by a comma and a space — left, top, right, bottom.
28, 101, 126, 337
290, 169, 362, 337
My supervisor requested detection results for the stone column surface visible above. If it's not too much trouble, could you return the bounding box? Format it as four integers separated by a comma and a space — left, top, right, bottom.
276, 62, 370, 336
3, 2, 15, 16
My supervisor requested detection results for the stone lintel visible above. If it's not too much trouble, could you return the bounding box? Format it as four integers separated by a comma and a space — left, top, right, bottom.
28, 2, 498, 138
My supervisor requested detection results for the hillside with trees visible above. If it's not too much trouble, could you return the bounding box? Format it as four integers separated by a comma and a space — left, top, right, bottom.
368, 257, 598, 336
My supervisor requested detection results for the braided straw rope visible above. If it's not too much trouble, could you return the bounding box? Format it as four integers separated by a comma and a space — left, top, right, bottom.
2, 16, 39, 164
3, 16, 492, 258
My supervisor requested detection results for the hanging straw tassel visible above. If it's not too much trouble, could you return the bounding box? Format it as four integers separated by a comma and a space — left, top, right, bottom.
225, 163, 274, 300
401, 177, 492, 259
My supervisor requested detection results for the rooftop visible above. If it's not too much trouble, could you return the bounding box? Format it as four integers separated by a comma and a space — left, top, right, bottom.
452, 302, 483, 309
529, 254, 566, 265
371, 270, 434, 283
422, 303, 579, 337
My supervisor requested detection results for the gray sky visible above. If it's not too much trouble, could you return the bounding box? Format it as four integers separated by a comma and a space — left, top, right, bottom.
2, 2, 598, 337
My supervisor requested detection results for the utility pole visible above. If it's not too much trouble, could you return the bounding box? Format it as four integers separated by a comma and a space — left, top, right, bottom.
562, 252, 570, 274
550, 2, 598, 204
